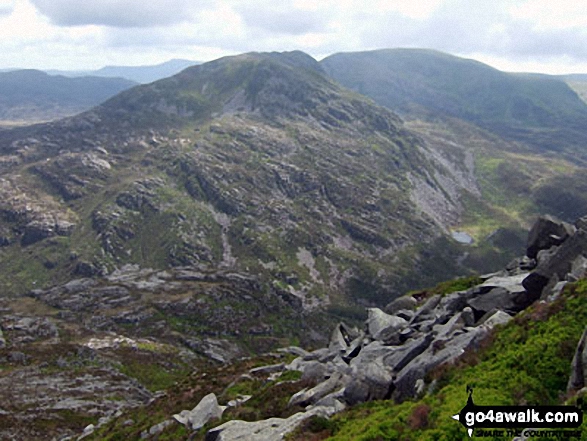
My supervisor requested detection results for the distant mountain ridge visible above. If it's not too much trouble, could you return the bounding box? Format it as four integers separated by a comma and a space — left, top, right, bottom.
321, 48, 587, 158
0, 69, 136, 123
46, 59, 200, 84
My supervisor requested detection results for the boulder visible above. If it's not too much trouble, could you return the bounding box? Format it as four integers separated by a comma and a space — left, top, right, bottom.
328, 322, 360, 352
478, 310, 512, 328
288, 372, 346, 407
343, 359, 394, 405
468, 287, 516, 316
432, 312, 466, 341
205, 407, 331, 441
461, 307, 475, 327
249, 363, 285, 376
141, 420, 174, 439
526, 215, 575, 259
568, 255, 587, 282
277, 346, 310, 357
381, 333, 434, 373
392, 327, 488, 402
173, 393, 224, 431
437, 291, 470, 316
349, 341, 397, 368
523, 229, 587, 297
410, 295, 442, 324
342, 335, 365, 362
384, 296, 417, 315
366, 308, 408, 341
300, 361, 328, 382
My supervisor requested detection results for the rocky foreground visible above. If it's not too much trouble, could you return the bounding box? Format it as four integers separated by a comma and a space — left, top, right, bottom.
46, 213, 582, 441
0, 214, 585, 440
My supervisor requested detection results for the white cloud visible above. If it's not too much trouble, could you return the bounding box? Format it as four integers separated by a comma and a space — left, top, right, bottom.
0, 0, 586, 74
30, 0, 198, 28
0, 0, 14, 15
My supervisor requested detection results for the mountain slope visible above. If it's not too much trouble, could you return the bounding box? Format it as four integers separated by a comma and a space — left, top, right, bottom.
0, 70, 137, 123
0, 51, 481, 312
321, 48, 587, 158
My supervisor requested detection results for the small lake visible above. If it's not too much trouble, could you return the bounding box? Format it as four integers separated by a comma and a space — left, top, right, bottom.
451, 231, 474, 244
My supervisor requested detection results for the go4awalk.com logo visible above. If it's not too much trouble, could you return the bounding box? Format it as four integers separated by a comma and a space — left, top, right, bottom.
451, 386, 584, 438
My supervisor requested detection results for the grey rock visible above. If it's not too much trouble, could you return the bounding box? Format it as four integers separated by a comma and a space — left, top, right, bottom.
384, 296, 417, 314
479, 273, 528, 292
342, 334, 365, 361
392, 327, 488, 402
325, 355, 352, 377
478, 310, 512, 328
381, 333, 434, 373
468, 277, 536, 316
141, 419, 174, 439
468, 287, 516, 315
328, 322, 353, 352
249, 363, 285, 376
205, 407, 331, 441
437, 291, 470, 316
412, 318, 436, 333
506, 256, 537, 274
173, 393, 224, 431
461, 307, 475, 327
277, 346, 309, 357
300, 361, 328, 382
312, 387, 346, 410
523, 229, 587, 297
547, 281, 568, 301
410, 294, 442, 323
349, 341, 396, 368
568, 255, 587, 282
526, 215, 575, 259
227, 395, 252, 408
302, 347, 335, 362
432, 312, 465, 340
395, 309, 415, 321
8, 351, 27, 364
567, 327, 587, 392
288, 372, 345, 407
343, 359, 394, 405
366, 308, 408, 341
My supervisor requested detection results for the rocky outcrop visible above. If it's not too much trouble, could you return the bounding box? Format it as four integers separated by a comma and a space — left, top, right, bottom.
522, 215, 587, 299
173, 393, 224, 431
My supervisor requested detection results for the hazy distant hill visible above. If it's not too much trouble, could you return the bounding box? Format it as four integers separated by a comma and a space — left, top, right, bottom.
47, 59, 199, 84
321, 48, 587, 157
0, 69, 136, 123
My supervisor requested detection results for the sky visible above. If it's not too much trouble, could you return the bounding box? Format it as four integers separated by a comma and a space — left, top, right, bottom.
0, 0, 586, 74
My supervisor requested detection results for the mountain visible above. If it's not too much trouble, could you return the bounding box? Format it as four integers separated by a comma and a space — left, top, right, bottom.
321, 48, 587, 243
321, 48, 587, 158
0, 50, 497, 438
0, 69, 137, 123
1, 50, 489, 307
47, 59, 200, 84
